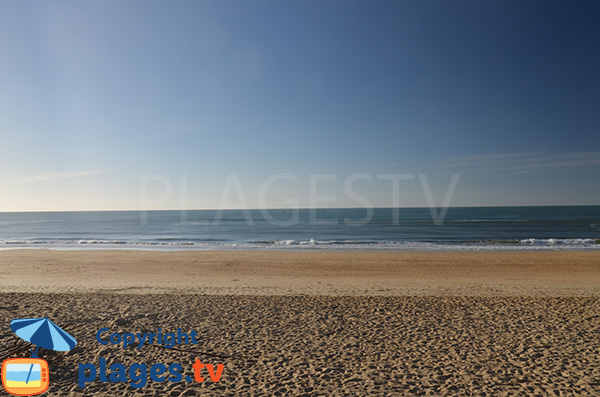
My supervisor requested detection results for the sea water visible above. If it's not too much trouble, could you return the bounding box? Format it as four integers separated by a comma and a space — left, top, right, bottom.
0, 206, 599, 251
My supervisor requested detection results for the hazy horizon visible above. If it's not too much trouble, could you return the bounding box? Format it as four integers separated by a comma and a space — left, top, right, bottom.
1, 204, 599, 214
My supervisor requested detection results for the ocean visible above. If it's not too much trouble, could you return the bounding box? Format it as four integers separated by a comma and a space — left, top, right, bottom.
0, 206, 599, 251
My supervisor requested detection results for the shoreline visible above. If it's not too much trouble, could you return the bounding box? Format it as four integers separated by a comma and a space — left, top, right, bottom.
1, 249, 598, 296
1, 246, 599, 251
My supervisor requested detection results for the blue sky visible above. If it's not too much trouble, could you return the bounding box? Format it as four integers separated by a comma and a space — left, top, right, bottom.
0, 0, 599, 211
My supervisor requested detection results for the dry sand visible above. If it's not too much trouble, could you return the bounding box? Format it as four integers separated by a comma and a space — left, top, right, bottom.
0, 250, 599, 396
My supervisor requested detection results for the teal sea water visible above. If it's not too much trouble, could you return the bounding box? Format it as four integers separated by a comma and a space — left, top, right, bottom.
0, 206, 599, 251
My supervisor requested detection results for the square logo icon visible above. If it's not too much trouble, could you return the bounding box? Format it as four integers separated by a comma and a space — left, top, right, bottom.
1, 358, 49, 396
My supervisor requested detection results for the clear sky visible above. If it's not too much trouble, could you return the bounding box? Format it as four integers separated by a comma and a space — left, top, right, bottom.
0, 0, 599, 211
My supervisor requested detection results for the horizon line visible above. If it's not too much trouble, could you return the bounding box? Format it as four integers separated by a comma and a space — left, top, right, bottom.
1, 204, 599, 214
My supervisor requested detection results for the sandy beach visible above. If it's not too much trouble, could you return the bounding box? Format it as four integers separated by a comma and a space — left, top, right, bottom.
3, 0, 599, 395
0, 250, 599, 296
0, 250, 599, 395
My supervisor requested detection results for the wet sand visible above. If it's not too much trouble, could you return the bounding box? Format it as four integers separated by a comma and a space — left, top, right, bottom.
0, 250, 599, 296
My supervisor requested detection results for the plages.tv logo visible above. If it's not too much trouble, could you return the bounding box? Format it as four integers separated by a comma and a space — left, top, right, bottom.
1, 318, 77, 396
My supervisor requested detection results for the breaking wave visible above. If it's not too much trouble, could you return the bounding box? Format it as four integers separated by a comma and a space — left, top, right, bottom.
1, 237, 599, 251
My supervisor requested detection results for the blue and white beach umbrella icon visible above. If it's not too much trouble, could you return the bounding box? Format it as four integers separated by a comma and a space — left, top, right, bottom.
10, 318, 77, 357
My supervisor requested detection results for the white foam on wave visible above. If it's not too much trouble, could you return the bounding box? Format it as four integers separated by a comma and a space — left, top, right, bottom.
0, 237, 598, 252
520, 238, 598, 245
